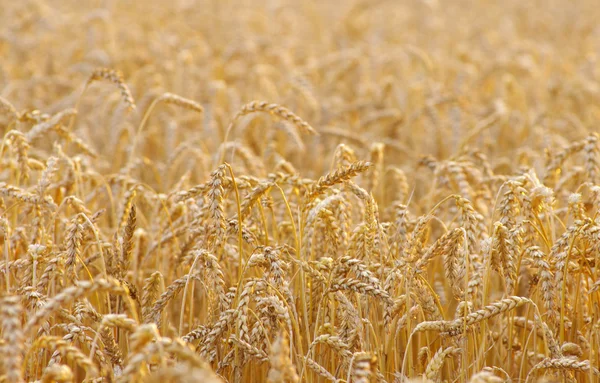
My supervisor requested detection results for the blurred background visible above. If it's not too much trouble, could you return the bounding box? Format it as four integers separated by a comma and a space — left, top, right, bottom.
1, 0, 600, 201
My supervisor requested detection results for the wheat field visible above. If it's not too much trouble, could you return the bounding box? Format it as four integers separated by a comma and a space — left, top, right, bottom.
1, 0, 600, 382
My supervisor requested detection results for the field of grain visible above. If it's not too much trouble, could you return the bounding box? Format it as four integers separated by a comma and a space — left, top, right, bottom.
1, 0, 600, 382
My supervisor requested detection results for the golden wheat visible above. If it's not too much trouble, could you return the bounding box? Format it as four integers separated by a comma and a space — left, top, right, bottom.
1, 0, 600, 382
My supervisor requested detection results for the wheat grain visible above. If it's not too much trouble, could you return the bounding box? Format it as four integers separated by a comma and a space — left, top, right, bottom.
87, 68, 136, 111
25, 278, 129, 334
306, 161, 372, 202
526, 358, 600, 382
414, 296, 531, 335
425, 346, 460, 380
1, 296, 24, 383
230, 101, 318, 137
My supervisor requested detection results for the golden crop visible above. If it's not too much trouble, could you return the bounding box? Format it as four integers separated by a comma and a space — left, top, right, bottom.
1, 0, 600, 382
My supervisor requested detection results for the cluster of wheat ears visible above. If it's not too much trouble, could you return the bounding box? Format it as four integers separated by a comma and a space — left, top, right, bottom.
1, 0, 600, 382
